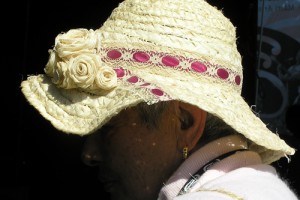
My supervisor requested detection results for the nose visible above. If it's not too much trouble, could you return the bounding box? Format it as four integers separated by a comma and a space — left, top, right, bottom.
81, 134, 103, 166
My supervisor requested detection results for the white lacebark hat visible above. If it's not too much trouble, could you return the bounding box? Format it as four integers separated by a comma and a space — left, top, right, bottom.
21, 0, 295, 164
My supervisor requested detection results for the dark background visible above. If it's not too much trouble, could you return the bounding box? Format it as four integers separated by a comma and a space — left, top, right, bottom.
3, 0, 299, 199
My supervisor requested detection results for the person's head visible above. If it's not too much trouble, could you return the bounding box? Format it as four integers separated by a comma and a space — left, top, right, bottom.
20, 0, 295, 199
80, 100, 241, 200
80, 101, 207, 200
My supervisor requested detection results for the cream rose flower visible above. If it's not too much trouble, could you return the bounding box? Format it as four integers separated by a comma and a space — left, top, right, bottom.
44, 28, 117, 92
52, 61, 72, 88
44, 49, 58, 77
54, 28, 101, 59
68, 54, 100, 89
95, 66, 118, 90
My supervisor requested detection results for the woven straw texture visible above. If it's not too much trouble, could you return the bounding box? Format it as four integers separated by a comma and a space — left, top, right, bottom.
21, 0, 295, 164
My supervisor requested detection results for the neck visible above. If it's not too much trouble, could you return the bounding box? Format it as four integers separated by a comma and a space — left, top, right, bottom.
158, 134, 249, 200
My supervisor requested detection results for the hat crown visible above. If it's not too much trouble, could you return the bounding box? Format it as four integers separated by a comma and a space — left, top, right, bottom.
99, 0, 243, 93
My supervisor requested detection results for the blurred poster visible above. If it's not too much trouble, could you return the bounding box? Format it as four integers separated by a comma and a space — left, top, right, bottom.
256, 0, 300, 135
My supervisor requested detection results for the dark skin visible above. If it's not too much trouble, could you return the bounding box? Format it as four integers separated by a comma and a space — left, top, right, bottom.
81, 101, 207, 200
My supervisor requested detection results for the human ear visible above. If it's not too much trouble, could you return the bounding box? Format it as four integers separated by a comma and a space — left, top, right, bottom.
177, 102, 207, 151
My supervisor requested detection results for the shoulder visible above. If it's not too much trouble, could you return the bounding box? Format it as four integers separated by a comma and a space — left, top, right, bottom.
174, 164, 298, 200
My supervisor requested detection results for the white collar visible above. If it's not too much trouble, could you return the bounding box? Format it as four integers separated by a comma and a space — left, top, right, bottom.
158, 135, 257, 200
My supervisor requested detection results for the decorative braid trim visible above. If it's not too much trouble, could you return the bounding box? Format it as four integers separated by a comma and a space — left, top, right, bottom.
113, 67, 172, 102
101, 47, 242, 87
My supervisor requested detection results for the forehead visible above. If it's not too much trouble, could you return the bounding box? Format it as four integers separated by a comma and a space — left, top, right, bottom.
105, 101, 174, 127
107, 107, 139, 124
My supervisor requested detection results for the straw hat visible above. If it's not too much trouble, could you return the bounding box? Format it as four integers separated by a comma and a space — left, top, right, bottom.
21, 0, 295, 164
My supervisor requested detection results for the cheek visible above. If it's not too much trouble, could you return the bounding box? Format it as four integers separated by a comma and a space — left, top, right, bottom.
130, 133, 178, 175
104, 127, 180, 200
106, 130, 153, 170
106, 131, 145, 168
106, 125, 179, 171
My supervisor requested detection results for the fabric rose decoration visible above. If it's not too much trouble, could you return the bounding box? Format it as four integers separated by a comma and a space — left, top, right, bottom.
55, 28, 100, 59
44, 28, 117, 92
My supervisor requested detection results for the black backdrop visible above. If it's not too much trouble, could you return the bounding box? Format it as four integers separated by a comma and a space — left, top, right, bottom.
3, 0, 299, 199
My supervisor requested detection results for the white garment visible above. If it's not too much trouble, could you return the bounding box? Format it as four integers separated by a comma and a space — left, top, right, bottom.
158, 135, 298, 200
175, 164, 298, 200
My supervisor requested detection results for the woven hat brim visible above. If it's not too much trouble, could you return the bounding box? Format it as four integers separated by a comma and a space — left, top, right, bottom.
21, 71, 295, 164
21, 75, 145, 135
142, 72, 296, 164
